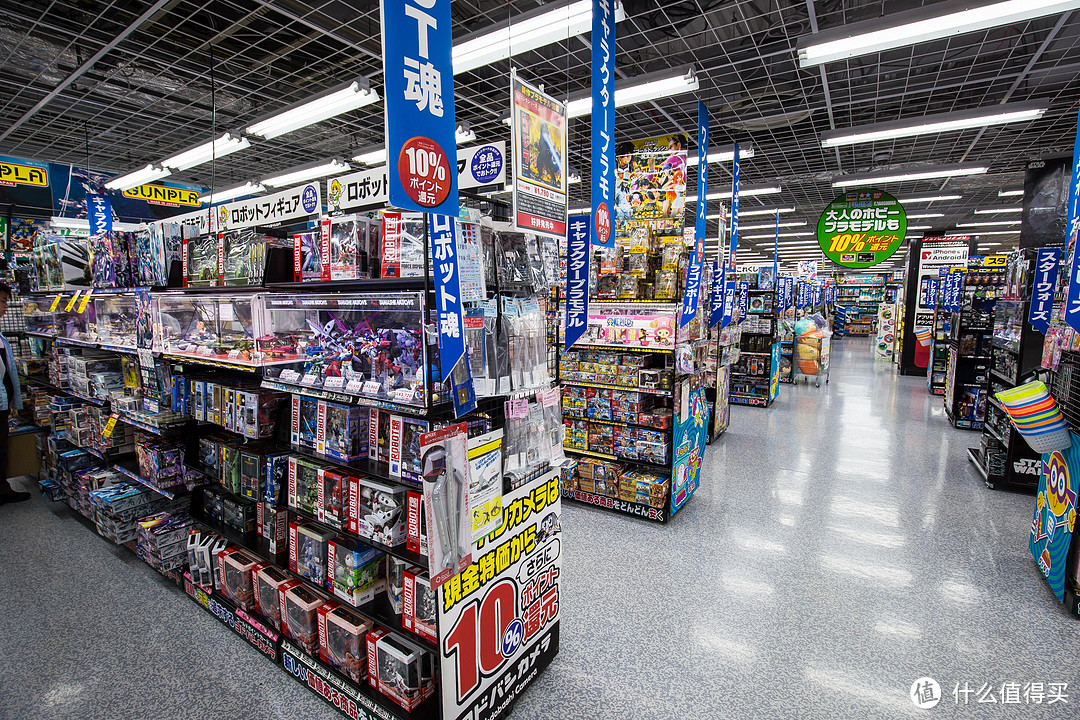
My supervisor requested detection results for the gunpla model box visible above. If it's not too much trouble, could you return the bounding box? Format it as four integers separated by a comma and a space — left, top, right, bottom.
253, 562, 290, 631
349, 477, 406, 547
289, 520, 336, 589
318, 603, 373, 683
279, 580, 328, 657
328, 537, 386, 606
259, 292, 433, 409
366, 628, 437, 711
402, 568, 437, 642
218, 547, 259, 612
288, 456, 325, 516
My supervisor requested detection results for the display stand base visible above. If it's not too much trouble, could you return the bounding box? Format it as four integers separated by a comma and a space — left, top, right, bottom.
561, 489, 667, 523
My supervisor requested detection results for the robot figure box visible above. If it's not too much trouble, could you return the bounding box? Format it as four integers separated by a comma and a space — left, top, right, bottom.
318, 603, 373, 683
328, 537, 386, 607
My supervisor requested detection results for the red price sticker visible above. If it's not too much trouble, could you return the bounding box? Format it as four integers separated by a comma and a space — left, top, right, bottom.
594, 202, 611, 245
398, 136, 452, 208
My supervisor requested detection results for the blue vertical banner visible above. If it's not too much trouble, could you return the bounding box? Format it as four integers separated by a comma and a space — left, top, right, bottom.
944, 270, 964, 313
720, 280, 736, 329
1030, 248, 1062, 334
590, 0, 616, 248
737, 281, 749, 321
382, 0, 458, 215
729, 142, 740, 274
1063, 106, 1080, 332
696, 102, 708, 249
680, 237, 703, 328
923, 277, 939, 309
709, 260, 724, 327
429, 214, 472, 416
86, 194, 112, 234
812, 279, 824, 307
772, 210, 779, 281
565, 215, 591, 350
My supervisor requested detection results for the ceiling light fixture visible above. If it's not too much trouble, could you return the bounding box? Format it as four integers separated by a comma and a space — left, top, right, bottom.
998, 188, 1024, 197
453, 0, 626, 74
689, 184, 782, 202
797, 0, 1080, 66
261, 158, 350, 187
969, 230, 1021, 236
897, 194, 963, 203
246, 80, 379, 140
973, 207, 1023, 214
103, 164, 171, 191
736, 221, 808, 231
161, 133, 251, 171
199, 181, 266, 205
906, 213, 945, 219
908, 225, 934, 230
820, 101, 1046, 147
687, 144, 756, 166
50, 216, 142, 231
743, 232, 814, 240
833, 164, 987, 188
455, 123, 477, 145
566, 66, 699, 118
957, 220, 1021, 227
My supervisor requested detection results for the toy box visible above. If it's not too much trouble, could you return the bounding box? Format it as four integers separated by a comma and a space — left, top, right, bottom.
405, 491, 426, 555
318, 401, 367, 462
289, 520, 336, 588
366, 628, 436, 711
317, 467, 350, 528
293, 231, 322, 282
218, 547, 259, 611
369, 409, 392, 463
324, 214, 360, 280
318, 603, 373, 683
204, 485, 225, 523
328, 537, 386, 606
349, 478, 406, 547
237, 389, 286, 439
263, 452, 291, 506
380, 212, 426, 279
389, 415, 428, 484
288, 456, 325, 516
220, 443, 242, 494
280, 580, 328, 656
291, 395, 318, 450
402, 568, 437, 642
223, 495, 257, 535
257, 502, 288, 554
386, 557, 410, 615
184, 234, 219, 287
253, 563, 290, 630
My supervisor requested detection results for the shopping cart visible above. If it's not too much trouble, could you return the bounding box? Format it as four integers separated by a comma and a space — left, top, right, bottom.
793, 331, 831, 387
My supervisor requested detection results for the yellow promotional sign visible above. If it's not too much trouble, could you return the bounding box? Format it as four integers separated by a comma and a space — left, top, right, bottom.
122, 184, 200, 207
0, 160, 48, 187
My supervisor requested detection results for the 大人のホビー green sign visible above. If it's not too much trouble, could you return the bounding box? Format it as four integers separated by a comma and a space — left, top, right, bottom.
817, 189, 906, 269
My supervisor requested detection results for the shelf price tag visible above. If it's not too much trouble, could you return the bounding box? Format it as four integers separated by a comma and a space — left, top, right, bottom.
361, 380, 381, 396
102, 414, 119, 439
77, 288, 93, 313
64, 291, 82, 312
323, 376, 345, 391
49, 293, 64, 311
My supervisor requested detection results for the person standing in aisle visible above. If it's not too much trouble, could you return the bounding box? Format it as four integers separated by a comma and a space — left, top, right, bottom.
0, 283, 27, 504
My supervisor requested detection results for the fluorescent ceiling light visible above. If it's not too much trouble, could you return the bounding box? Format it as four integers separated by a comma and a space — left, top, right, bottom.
743, 231, 813, 239
453, 0, 626, 74
569, 207, 590, 215
737, 221, 808, 230
973, 207, 1023, 214
247, 80, 378, 140
907, 213, 944, 219
737, 207, 796, 217
689, 184, 782, 202
897, 194, 962, 203
908, 225, 934, 230
566, 66, 698, 118
957, 220, 1021, 227
687, 144, 756, 166
820, 102, 1046, 147
261, 158, 350, 187
905, 235, 923, 239
353, 146, 387, 166
998, 188, 1024, 197
50, 216, 141, 231
200, 182, 265, 204
797, 0, 1080, 67
970, 230, 1020, 235
832, 164, 986, 187
161, 133, 250, 171
103, 164, 171, 191
568, 172, 582, 184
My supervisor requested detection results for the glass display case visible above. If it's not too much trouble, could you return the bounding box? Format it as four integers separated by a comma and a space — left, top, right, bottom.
992, 299, 1024, 356
260, 292, 435, 408
154, 293, 272, 366
92, 293, 139, 350
22, 295, 58, 335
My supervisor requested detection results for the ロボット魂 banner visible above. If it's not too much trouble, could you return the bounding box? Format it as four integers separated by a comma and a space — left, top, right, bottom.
818, 189, 907, 269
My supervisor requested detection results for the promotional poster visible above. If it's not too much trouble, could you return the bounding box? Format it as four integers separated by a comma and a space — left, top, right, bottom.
613, 134, 687, 247
511, 72, 568, 237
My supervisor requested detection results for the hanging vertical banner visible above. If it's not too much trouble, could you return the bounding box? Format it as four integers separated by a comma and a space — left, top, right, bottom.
429, 214, 472, 416
728, 142, 740, 273
709, 260, 724, 327
679, 237, 703, 328
772, 210, 779, 280
737, 281, 749, 322
86, 194, 112, 234
720, 280, 736, 329
591, 0, 615, 247
1063, 107, 1080, 332
1030, 247, 1062, 334
825, 283, 835, 306
923, 277, 938, 309
696, 102, 708, 249
565, 215, 591, 350
381, 0, 458, 215
511, 72, 568, 237
812, 279, 824, 307
942, 270, 963, 314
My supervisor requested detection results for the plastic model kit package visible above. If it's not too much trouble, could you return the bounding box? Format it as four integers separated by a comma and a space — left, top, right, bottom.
402, 567, 437, 642
218, 547, 258, 611
317, 400, 367, 461
317, 467, 350, 528
328, 536, 386, 606
419, 423, 471, 588
184, 234, 219, 287
289, 520, 336, 588
380, 211, 426, 279
279, 580, 328, 657
288, 456, 325, 516
348, 477, 406, 547
293, 231, 322, 282
254, 563, 290, 630
389, 414, 428, 484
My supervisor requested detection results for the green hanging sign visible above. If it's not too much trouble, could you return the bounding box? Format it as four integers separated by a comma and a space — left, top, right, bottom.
817, 189, 906, 269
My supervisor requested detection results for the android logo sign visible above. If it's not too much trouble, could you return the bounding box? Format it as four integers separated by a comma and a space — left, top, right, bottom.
1030, 443, 1079, 601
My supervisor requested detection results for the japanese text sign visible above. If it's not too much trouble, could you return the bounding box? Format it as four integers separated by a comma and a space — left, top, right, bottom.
737, 281, 749, 321
1030, 248, 1061, 334
818, 189, 906, 269
213, 182, 320, 232
728, 142, 740, 273
86, 194, 112, 234
680, 237, 703, 328
720, 280, 736, 329
382, 0, 458, 214
565, 215, 591, 350
696, 102, 708, 250
709, 260, 724, 328
923, 277, 938, 309
511, 72, 568, 237
430, 213, 466, 388
1064, 107, 1080, 333
591, 0, 615, 248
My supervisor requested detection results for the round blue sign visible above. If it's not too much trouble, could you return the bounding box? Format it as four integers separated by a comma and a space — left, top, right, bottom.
470, 145, 504, 185
302, 185, 319, 214
501, 619, 524, 658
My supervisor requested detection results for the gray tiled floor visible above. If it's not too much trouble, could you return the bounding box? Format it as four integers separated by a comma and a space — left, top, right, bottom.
2, 338, 1076, 719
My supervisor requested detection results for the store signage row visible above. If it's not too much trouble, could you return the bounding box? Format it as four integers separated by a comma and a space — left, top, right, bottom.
839, 274, 885, 285
86, 194, 113, 234
511, 72, 568, 237
1030, 247, 1062, 334
382, 0, 458, 214
817, 188, 906, 269
943, 270, 964, 314
679, 236, 703, 328
327, 143, 505, 212
1062, 106, 1080, 334
122, 183, 201, 207
591, 0, 615, 248
564, 215, 590, 350
158, 182, 321, 235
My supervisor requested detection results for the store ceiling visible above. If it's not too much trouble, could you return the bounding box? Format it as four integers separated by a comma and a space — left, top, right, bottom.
1, 0, 1077, 265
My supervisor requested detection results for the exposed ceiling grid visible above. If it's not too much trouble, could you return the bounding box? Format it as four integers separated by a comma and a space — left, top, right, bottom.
0, 0, 1077, 265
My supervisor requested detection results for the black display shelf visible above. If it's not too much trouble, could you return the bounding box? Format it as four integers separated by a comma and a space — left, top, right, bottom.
561, 412, 672, 432
261, 379, 446, 418
116, 410, 188, 437
990, 369, 1015, 385
563, 446, 670, 470
985, 422, 1008, 447
966, 447, 992, 481
287, 505, 427, 568
560, 488, 667, 523
113, 457, 197, 500
284, 445, 423, 494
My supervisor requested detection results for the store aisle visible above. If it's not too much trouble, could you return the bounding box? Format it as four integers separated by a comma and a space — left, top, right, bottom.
0, 339, 1073, 720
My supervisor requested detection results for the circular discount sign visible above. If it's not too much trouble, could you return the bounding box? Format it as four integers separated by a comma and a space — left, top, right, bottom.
817, 189, 907, 269
594, 202, 611, 245
397, 136, 453, 208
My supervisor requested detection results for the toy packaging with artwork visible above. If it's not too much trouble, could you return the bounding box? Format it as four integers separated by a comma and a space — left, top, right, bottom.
402, 567, 437, 642
279, 580, 329, 657
318, 603, 373, 683
288, 519, 336, 588
328, 536, 386, 606
253, 563, 290, 631
349, 477, 406, 546
366, 628, 437, 711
